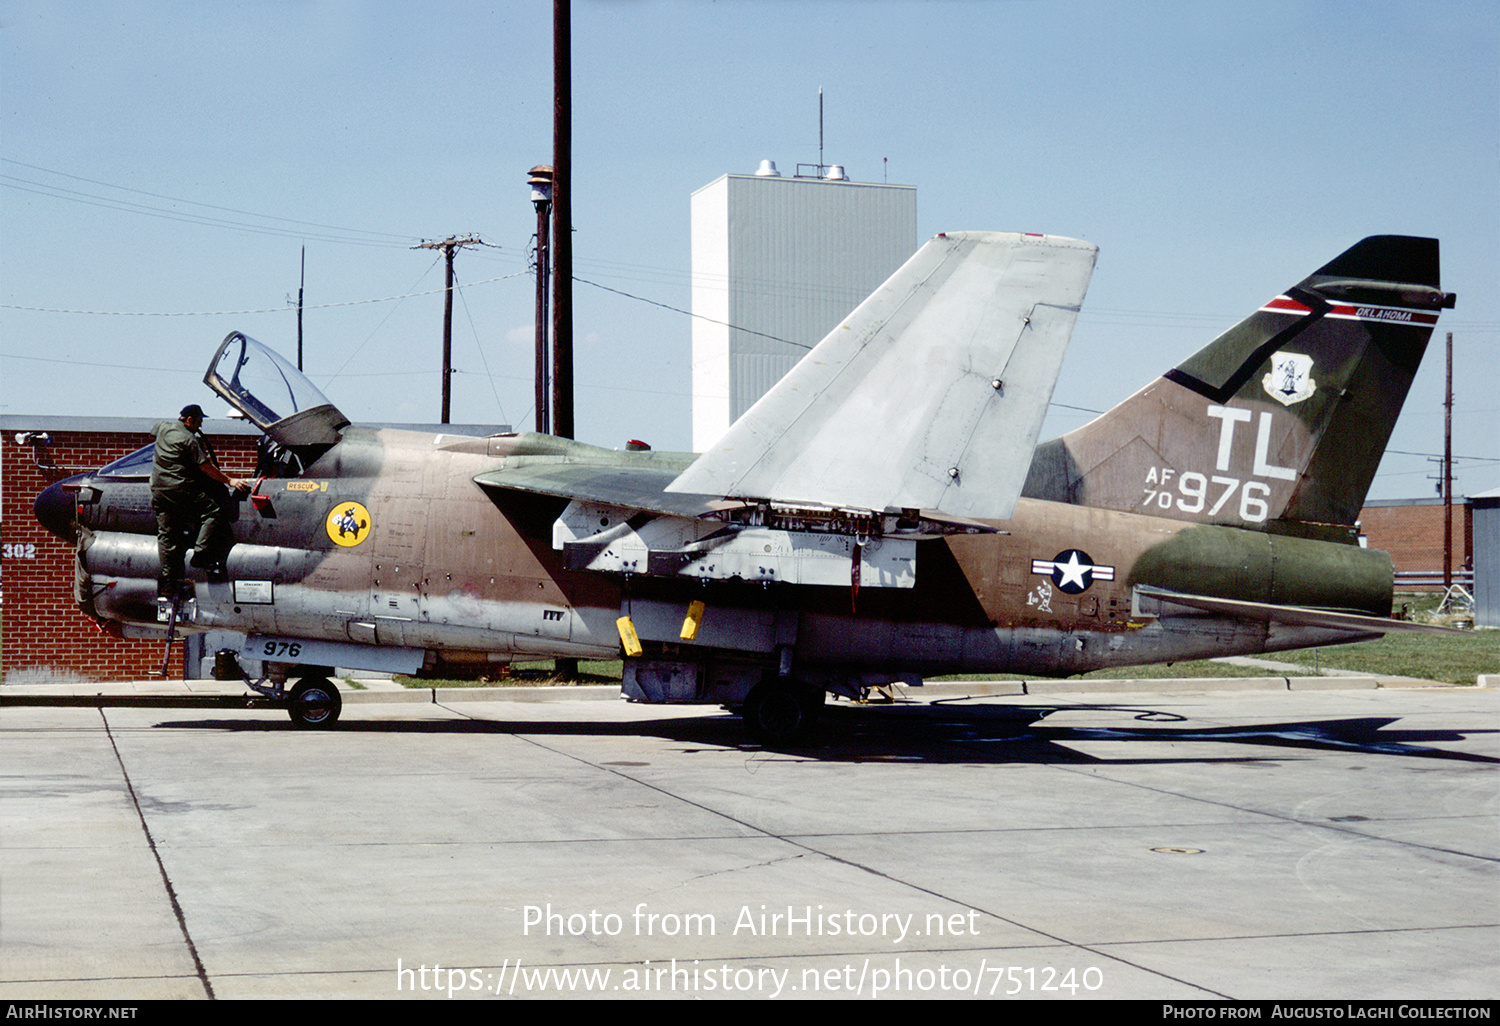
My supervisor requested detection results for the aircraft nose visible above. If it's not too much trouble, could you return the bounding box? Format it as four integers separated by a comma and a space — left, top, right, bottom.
34, 474, 87, 542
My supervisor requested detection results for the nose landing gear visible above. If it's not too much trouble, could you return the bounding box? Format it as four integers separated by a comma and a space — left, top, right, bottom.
287, 677, 342, 728
241, 670, 344, 728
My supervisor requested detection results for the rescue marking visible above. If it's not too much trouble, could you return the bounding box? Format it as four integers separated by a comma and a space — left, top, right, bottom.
326, 501, 372, 547
1031, 550, 1114, 594
286, 480, 328, 492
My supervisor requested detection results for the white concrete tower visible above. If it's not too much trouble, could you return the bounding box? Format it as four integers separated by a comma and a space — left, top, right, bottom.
690, 163, 917, 451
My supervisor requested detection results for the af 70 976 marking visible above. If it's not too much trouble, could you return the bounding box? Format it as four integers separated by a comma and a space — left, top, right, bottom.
1143, 471, 1272, 522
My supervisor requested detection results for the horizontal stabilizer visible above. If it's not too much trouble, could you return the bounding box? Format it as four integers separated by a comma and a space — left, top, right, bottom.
667, 231, 1098, 519
1137, 587, 1460, 635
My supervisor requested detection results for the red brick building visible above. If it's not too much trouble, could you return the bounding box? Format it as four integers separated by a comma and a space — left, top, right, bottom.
3, 417, 260, 681
1357, 497, 1474, 591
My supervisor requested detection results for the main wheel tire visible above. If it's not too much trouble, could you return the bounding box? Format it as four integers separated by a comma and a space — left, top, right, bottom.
742, 680, 823, 745
288, 677, 342, 729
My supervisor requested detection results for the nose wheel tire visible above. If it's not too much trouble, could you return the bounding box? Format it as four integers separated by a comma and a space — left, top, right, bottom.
288, 677, 342, 728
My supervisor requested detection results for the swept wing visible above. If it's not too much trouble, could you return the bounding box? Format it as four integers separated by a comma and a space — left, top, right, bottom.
667, 231, 1098, 519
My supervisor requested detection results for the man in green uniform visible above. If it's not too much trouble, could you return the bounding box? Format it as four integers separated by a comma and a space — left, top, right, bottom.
151, 404, 250, 594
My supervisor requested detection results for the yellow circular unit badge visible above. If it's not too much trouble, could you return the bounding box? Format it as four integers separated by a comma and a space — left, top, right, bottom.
326, 501, 372, 547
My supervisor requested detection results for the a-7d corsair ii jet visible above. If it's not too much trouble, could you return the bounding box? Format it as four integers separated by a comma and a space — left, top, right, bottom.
35, 231, 1456, 740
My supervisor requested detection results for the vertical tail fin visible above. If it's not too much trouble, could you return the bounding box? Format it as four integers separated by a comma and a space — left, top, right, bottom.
1023, 236, 1455, 533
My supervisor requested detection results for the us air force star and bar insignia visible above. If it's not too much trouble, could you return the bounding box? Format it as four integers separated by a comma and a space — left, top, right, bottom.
1031, 550, 1115, 594
326, 501, 371, 547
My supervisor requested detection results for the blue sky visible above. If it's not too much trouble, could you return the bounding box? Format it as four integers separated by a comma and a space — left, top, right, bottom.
3, 0, 1496, 499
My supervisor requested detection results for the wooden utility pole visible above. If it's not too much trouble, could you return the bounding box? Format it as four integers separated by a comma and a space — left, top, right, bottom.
1443, 331, 1453, 592
552, 0, 574, 439
552, 0, 578, 680
413, 235, 483, 423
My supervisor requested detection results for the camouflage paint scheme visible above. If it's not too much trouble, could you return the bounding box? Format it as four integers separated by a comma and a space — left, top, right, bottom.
37, 233, 1455, 737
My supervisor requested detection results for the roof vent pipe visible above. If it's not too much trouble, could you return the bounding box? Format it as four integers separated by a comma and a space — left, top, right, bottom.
823, 164, 846, 181
755, 159, 782, 177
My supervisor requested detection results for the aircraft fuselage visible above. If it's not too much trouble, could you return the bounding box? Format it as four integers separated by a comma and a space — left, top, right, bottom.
68, 424, 1393, 691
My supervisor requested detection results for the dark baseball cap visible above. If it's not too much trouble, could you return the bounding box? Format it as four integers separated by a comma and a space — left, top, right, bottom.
180, 404, 206, 419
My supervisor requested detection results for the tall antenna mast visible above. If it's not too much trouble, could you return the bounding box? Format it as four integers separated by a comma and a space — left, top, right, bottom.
297, 245, 305, 371
818, 86, 824, 172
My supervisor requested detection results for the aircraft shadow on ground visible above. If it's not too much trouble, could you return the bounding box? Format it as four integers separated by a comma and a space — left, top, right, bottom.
150, 699, 1498, 766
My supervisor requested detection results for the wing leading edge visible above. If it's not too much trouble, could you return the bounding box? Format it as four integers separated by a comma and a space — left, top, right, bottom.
666, 231, 1099, 519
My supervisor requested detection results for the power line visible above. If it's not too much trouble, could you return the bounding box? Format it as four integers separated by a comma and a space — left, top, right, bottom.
1, 159, 416, 247
0, 272, 528, 317
575, 276, 809, 349
1387, 449, 1499, 464
452, 265, 510, 427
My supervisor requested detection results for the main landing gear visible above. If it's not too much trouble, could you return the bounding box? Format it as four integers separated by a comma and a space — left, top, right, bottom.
741, 679, 824, 746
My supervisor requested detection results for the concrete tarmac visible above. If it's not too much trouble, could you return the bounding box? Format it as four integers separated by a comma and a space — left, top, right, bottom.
1, 680, 1495, 1000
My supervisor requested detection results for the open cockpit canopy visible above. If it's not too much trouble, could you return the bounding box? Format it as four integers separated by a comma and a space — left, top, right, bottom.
204, 332, 349, 449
